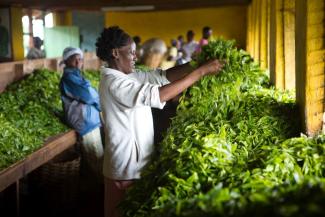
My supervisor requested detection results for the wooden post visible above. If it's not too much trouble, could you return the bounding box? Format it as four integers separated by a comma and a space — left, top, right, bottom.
296, 0, 308, 134
269, 0, 285, 89
249, 1, 255, 56
251, 0, 257, 59
275, 0, 285, 89
283, 0, 296, 90
260, 0, 268, 69
269, 0, 276, 85
246, 4, 252, 54
14, 63, 24, 82
254, 0, 261, 61
296, 0, 325, 135
267, 0, 271, 68
27, 9, 33, 48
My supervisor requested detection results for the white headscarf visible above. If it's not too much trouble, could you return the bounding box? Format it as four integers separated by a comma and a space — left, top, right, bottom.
62, 47, 83, 61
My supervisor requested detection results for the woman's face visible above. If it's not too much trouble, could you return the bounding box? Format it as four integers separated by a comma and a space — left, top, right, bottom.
116, 40, 137, 74
66, 54, 83, 69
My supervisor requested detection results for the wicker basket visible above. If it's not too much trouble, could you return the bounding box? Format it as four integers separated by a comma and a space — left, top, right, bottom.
80, 144, 103, 181
29, 147, 81, 214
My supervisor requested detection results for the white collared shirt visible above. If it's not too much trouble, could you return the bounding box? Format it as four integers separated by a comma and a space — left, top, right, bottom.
99, 67, 170, 179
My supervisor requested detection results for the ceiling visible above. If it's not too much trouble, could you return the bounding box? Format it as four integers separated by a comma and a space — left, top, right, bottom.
0, 0, 251, 11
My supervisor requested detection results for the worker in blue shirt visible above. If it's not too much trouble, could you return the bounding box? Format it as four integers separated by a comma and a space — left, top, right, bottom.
59, 47, 103, 179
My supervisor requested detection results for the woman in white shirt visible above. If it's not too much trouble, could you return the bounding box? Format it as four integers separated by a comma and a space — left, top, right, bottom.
96, 26, 224, 217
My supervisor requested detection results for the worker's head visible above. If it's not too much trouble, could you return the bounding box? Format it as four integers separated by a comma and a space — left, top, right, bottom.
140, 38, 167, 68
171, 39, 178, 47
62, 47, 83, 69
33, 37, 43, 49
177, 35, 184, 44
133, 36, 141, 46
96, 26, 137, 74
202, 26, 212, 39
186, 30, 195, 42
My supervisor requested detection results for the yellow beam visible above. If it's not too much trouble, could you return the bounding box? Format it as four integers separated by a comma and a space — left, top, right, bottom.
269, 0, 285, 89
283, 0, 296, 90
53, 11, 72, 26
10, 7, 24, 61
249, 1, 256, 56
269, 0, 276, 85
267, 0, 271, 67
254, 0, 261, 60
295, 0, 307, 133
246, 4, 252, 54
296, 0, 325, 135
275, 0, 285, 89
260, 0, 268, 68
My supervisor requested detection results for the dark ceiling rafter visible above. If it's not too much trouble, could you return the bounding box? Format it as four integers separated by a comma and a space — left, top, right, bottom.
0, 0, 251, 11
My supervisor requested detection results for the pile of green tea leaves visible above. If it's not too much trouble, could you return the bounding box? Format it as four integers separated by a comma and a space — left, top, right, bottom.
0, 69, 68, 171
121, 39, 325, 217
0, 69, 103, 171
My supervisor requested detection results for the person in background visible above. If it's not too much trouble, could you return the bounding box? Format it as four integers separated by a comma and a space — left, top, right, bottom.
196, 26, 213, 53
169, 39, 179, 60
182, 30, 198, 63
26, 36, 45, 59
96, 26, 224, 217
160, 39, 178, 70
132, 35, 143, 61
59, 47, 104, 179
177, 35, 184, 50
175, 50, 187, 66
140, 38, 167, 69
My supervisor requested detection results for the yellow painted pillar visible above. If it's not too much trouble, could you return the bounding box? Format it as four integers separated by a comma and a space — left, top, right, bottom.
260, 0, 268, 69
254, 0, 261, 60
283, 0, 296, 90
248, 2, 255, 56
250, 0, 256, 59
267, 0, 271, 68
53, 11, 73, 26
269, 0, 276, 85
275, 0, 285, 89
246, 5, 252, 54
296, 0, 325, 135
269, 0, 285, 88
10, 7, 24, 61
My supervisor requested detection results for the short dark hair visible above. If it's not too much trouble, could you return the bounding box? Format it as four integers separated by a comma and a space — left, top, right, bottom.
187, 30, 194, 38
133, 36, 141, 45
171, 39, 178, 47
202, 26, 212, 39
96, 26, 131, 61
33, 37, 43, 49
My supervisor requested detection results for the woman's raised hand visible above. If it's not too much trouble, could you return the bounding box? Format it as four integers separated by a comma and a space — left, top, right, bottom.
198, 59, 225, 76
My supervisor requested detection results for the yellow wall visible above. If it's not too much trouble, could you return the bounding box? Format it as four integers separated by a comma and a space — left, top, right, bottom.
105, 6, 247, 48
10, 7, 24, 61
